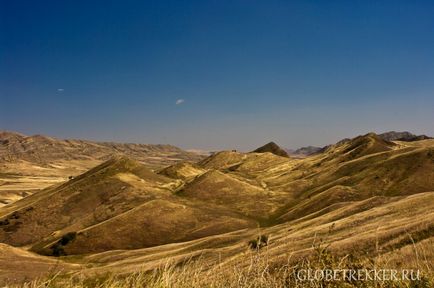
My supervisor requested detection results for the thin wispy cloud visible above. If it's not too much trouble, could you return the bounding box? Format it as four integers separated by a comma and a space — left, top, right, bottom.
57, 88, 64, 92
175, 99, 185, 105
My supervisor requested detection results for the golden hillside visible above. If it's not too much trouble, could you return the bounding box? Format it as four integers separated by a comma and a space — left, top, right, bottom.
0, 132, 433, 286
0, 131, 203, 207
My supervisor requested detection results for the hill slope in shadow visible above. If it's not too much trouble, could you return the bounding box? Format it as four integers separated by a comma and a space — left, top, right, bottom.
0, 131, 203, 207
0, 132, 433, 284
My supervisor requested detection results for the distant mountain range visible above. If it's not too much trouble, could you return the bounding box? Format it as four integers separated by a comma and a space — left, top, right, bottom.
285, 146, 324, 157
285, 131, 432, 157
0, 131, 203, 167
378, 131, 432, 142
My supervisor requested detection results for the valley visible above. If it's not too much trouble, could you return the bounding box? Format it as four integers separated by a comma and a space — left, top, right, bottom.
0, 131, 433, 286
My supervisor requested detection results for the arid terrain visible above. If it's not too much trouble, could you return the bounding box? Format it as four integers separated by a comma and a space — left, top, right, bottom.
0, 131, 433, 287
0, 131, 203, 207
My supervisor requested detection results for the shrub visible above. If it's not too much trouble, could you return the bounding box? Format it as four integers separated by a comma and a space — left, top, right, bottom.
59, 232, 77, 245
248, 234, 269, 250
50, 232, 77, 257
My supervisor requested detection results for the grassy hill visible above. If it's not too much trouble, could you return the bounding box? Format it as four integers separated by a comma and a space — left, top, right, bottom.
0, 131, 203, 207
0, 157, 256, 256
0, 132, 433, 286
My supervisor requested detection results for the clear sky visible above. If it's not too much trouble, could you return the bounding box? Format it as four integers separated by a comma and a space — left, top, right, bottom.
1, 1, 434, 151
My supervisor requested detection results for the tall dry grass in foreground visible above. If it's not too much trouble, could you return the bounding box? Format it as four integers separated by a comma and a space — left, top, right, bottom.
13, 238, 434, 288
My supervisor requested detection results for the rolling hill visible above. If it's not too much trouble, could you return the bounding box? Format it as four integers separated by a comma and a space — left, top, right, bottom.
0, 131, 203, 207
0, 157, 255, 256
0, 131, 433, 285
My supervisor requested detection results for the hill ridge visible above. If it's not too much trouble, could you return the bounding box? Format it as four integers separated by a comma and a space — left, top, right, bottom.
252, 141, 289, 158
0, 130, 202, 166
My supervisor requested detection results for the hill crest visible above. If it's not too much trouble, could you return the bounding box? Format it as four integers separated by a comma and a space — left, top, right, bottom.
252, 141, 289, 158
0, 130, 202, 167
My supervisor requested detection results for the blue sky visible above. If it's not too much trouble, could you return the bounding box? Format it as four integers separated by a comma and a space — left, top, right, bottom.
1, 1, 434, 150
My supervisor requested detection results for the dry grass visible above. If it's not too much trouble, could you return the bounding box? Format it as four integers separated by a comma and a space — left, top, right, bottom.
11, 240, 434, 288
2, 135, 434, 287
